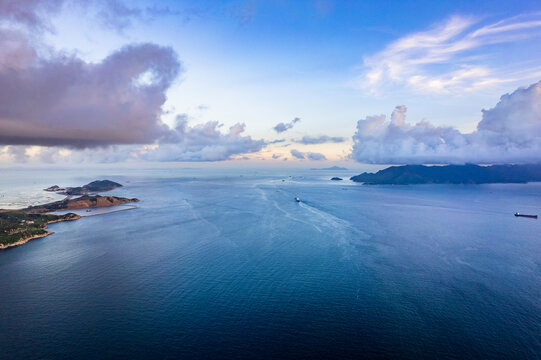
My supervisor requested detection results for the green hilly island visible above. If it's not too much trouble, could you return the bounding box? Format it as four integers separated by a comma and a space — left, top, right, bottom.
351, 164, 541, 185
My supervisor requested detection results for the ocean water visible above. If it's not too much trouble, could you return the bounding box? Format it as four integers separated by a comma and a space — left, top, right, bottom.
1, 168, 541, 359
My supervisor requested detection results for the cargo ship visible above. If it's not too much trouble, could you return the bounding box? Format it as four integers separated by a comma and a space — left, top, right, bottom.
515, 213, 538, 219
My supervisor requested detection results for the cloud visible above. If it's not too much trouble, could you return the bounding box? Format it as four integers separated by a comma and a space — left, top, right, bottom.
6, 145, 29, 163
137, 118, 264, 162
95, 0, 142, 30
295, 135, 346, 144
0, 0, 198, 32
362, 13, 541, 94
3, 118, 265, 163
0, 37, 181, 148
272, 153, 281, 159
306, 152, 327, 161
290, 149, 305, 159
0, 1, 181, 149
0, 1, 265, 163
273, 117, 300, 133
351, 81, 541, 164
94, 0, 195, 31
289, 149, 327, 161
0, 0, 64, 29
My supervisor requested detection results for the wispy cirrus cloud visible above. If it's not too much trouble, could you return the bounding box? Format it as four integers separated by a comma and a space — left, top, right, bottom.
361, 13, 541, 94
0, 0, 188, 31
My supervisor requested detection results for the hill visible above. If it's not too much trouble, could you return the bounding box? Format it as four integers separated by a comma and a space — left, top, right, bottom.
45, 180, 123, 195
350, 164, 541, 185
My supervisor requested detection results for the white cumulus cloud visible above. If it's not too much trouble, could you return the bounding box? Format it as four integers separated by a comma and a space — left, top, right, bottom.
351, 81, 541, 164
138, 118, 264, 162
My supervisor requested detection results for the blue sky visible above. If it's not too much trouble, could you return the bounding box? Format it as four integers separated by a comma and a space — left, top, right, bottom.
1, 0, 540, 165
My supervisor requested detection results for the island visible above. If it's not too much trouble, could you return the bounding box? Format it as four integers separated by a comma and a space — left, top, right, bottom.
331, 177, 343, 181
44, 179, 123, 195
350, 164, 541, 185
24, 195, 139, 214
1, 180, 138, 249
311, 166, 348, 171
0, 211, 80, 249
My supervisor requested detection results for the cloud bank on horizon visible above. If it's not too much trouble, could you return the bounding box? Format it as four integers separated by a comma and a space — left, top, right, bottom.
352, 80, 541, 164
1, 1, 541, 165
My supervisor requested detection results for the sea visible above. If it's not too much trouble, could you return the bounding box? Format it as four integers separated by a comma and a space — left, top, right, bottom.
0, 167, 540, 359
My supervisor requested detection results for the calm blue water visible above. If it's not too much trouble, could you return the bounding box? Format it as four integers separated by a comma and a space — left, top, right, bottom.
1, 168, 541, 359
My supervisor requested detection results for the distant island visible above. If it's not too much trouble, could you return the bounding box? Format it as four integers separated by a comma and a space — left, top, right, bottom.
331, 177, 343, 181
45, 179, 122, 195
311, 166, 348, 171
351, 164, 541, 185
1, 180, 138, 249
24, 195, 139, 214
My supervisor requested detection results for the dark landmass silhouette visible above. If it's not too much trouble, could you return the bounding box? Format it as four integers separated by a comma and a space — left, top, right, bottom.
351, 164, 541, 185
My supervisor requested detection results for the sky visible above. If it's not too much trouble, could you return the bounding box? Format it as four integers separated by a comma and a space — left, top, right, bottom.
0, 0, 540, 166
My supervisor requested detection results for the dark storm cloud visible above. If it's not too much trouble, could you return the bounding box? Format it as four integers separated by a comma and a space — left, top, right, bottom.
0, 39, 181, 148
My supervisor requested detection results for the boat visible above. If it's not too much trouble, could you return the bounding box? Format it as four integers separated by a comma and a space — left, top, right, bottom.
515, 213, 537, 219
295, 197, 300, 202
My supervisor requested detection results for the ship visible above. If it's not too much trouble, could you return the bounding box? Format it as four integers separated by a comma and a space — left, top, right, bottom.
515, 213, 537, 219
295, 196, 300, 202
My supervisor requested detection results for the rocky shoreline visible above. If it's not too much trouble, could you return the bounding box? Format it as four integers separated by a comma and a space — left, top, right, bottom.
24, 195, 139, 214
1, 180, 138, 250
0, 215, 81, 250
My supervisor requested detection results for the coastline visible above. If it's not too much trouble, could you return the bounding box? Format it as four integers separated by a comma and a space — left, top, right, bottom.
0, 216, 80, 250
0, 205, 138, 250
0, 231, 53, 250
